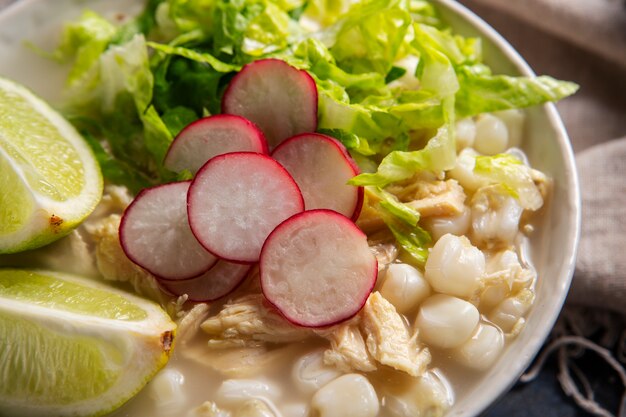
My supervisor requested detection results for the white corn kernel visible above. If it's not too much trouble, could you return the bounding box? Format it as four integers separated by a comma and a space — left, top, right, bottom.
494, 109, 525, 148
474, 113, 509, 155
448, 148, 484, 193
148, 368, 186, 410
488, 289, 534, 333
425, 234, 485, 298
471, 188, 523, 247
292, 349, 342, 395
216, 379, 281, 407
383, 370, 453, 417
416, 294, 479, 349
423, 205, 471, 241
310, 374, 379, 417
281, 403, 309, 417
380, 263, 431, 314
479, 282, 510, 311
388, 55, 421, 90
455, 118, 476, 151
235, 399, 279, 417
453, 322, 504, 371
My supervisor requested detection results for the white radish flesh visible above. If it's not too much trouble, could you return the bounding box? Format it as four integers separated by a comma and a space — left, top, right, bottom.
119, 181, 217, 280
260, 210, 377, 328
188, 152, 304, 263
416, 294, 479, 349
425, 233, 485, 299
159, 261, 251, 302
379, 263, 430, 314
222, 58, 318, 149
164, 114, 268, 174
271, 133, 363, 220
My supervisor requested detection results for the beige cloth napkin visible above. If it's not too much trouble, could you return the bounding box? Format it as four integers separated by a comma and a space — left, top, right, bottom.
459, 0, 626, 315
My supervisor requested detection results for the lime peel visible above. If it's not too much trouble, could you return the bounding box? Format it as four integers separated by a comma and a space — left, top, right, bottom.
0, 268, 176, 417
0, 77, 103, 254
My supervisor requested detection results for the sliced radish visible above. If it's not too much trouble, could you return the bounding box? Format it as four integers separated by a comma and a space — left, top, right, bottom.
159, 261, 251, 302
260, 209, 378, 328
120, 181, 218, 280
222, 58, 318, 149
271, 133, 363, 220
188, 152, 305, 263
164, 114, 269, 175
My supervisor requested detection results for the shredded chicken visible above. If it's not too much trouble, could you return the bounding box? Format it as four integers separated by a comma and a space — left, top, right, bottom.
201, 294, 313, 347
187, 401, 230, 417
370, 242, 398, 269
176, 303, 212, 345
530, 167, 552, 202
86, 214, 165, 303
393, 179, 466, 218
356, 192, 387, 234
321, 321, 377, 373
182, 342, 303, 378
361, 292, 431, 377
0, 228, 98, 277
84, 184, 133, 223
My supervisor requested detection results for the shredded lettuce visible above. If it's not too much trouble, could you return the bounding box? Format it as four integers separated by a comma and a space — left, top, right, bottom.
473, 153, 543, 210
52, 0, 576, 256
365, 187, 431, 266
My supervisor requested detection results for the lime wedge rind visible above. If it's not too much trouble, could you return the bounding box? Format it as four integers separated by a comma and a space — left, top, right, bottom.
0, 268, 176, 417
0, 77, 103, 254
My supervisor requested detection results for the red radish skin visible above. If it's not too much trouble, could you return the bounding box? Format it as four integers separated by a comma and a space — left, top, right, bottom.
164, 114, 269, 175
120, 181, 217, 281
159, 261, 251, 302
188, 152, 305, 264
222, 58, 318, 149
271, 133, 363, 221
260, 209, 378, 328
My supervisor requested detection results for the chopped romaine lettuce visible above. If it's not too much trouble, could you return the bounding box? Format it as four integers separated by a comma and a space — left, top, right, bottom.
51, 0, 576, 258
474, 153, 543, 210
365, 187, 431, 266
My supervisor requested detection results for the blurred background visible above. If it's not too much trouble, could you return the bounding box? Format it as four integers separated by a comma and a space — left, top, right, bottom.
459, 0, 626, 416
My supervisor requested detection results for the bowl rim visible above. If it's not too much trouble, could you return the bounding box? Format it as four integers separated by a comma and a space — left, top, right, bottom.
433, 0, 581, 415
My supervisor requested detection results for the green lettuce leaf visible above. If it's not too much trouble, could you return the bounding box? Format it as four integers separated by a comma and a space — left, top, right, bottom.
54, 11, 118, 86
325, 0, 412, 75
455, 65, 580, 117
366, 187, 432, 266
62, 34, 174, 191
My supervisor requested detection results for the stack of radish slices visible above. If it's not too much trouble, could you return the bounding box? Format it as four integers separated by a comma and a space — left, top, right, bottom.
120, 59, 377, 328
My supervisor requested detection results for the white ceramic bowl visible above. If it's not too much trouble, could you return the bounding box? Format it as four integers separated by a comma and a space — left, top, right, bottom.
0, 0, 580, 415
434, 1, 580, 415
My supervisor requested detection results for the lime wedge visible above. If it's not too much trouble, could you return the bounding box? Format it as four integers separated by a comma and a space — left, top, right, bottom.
0, 269, 176, 417
0, 77, 102, 253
